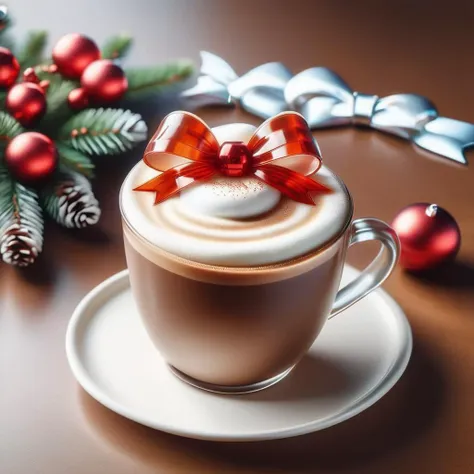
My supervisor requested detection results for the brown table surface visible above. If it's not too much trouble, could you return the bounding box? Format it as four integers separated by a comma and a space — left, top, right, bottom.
1, 1, 474, 473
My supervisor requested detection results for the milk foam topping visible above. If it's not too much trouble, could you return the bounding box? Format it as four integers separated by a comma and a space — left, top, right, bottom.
121, 123, 352, 266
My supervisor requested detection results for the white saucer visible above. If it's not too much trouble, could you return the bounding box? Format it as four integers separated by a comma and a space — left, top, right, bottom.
66, 266, 412, 442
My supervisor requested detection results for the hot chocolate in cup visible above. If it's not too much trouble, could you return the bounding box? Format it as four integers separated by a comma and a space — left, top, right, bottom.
120, 116, 399, 394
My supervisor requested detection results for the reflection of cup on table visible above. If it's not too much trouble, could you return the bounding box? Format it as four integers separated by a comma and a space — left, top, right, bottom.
120, 111, 399, 394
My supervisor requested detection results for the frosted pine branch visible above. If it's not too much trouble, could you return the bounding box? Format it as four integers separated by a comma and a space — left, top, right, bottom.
59, 108, 148, 156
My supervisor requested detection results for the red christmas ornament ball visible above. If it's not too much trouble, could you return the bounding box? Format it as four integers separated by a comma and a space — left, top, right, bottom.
391, 203, 461, 271
81, 59, 128, 103
5, 132, 58, 183
6, 82, 47, 127
52, 33, 100, 79
67, 87, 90, 110
0, 46, 20, 88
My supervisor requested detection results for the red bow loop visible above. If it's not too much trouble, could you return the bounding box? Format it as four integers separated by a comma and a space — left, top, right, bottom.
143, 112, 219, 171
249, 112, 322, 177
134, 111, 331, 205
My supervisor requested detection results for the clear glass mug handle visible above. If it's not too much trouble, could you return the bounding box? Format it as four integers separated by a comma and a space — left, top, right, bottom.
329, 218, 400, 319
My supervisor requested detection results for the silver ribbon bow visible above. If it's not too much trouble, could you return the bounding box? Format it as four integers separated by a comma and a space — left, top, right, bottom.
182, 52, 473, 165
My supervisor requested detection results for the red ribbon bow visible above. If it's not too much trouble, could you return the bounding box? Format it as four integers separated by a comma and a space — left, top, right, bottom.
134, 111, 331, 205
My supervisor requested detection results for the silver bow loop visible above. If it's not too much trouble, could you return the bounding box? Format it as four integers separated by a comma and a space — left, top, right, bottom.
285, 68, 355, 127
371, 94, 438, 139
230, 62, 292, 118
372, 96, 473, 163
227, 62, 292, 100
181, 52, 237, 107
181, 75, 232, 108
182, 52, 290, 118
200, 51, 238, 85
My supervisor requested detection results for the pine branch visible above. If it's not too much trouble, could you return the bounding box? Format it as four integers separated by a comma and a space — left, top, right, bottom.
102, 34, 132, 59
39, 78, 78, 135
0, 111, 24, 138
18, 30, 48, 69
0, 165, 44, 267
56, 143, 95, 177
45, 78, 78, 115
0, 111, 24, 152
125, 60, 193, 97
58, 108, 147, 155
41, 167, 101, 229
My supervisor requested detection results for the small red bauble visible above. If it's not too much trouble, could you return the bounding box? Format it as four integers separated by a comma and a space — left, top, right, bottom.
5, 132, 58, 183
39, 80, 50, 91
218, 141, 253, 177
52, 33, 100, 79
67, 87, 90, 110
0, 46, 20, 88
80, 59, 128, 103
6, 82, 47, 127
391, 203, 461, 271
23, 67, 40, 83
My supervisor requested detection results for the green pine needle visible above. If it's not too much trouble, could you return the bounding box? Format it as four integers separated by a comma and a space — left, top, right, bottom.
0, 112, 24, 153
17, 30, 48, 69
125, 60, 193, 97
102, 34, 132, 59
58, 108, 147, 156
0, 111, 23, 137
39, 79, 78, 135
45, 79, 78, 115
56, 143, 95, 177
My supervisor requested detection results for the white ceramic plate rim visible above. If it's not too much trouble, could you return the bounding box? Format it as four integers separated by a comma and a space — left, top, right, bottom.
66, 268, 412, 442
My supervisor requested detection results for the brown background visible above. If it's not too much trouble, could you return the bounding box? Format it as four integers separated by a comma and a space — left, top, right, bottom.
1, 1, 474, 473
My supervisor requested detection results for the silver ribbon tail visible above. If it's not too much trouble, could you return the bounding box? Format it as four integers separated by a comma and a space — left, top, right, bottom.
413, 118, 474, 165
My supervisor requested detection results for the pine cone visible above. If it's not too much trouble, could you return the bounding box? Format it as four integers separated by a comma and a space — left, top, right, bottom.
0, 223, 41, 267
42, 170, 101, 228
0, 168, 44, 268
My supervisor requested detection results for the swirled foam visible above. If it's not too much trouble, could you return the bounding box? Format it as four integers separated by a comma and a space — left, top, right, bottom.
120, 123, 352, 266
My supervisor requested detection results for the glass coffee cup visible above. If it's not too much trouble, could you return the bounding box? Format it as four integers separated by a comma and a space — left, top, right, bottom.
120, 112, 399, 394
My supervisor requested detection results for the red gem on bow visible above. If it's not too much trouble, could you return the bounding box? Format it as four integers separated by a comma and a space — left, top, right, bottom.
218, 142, 253, 177
134, 111, 331, 205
